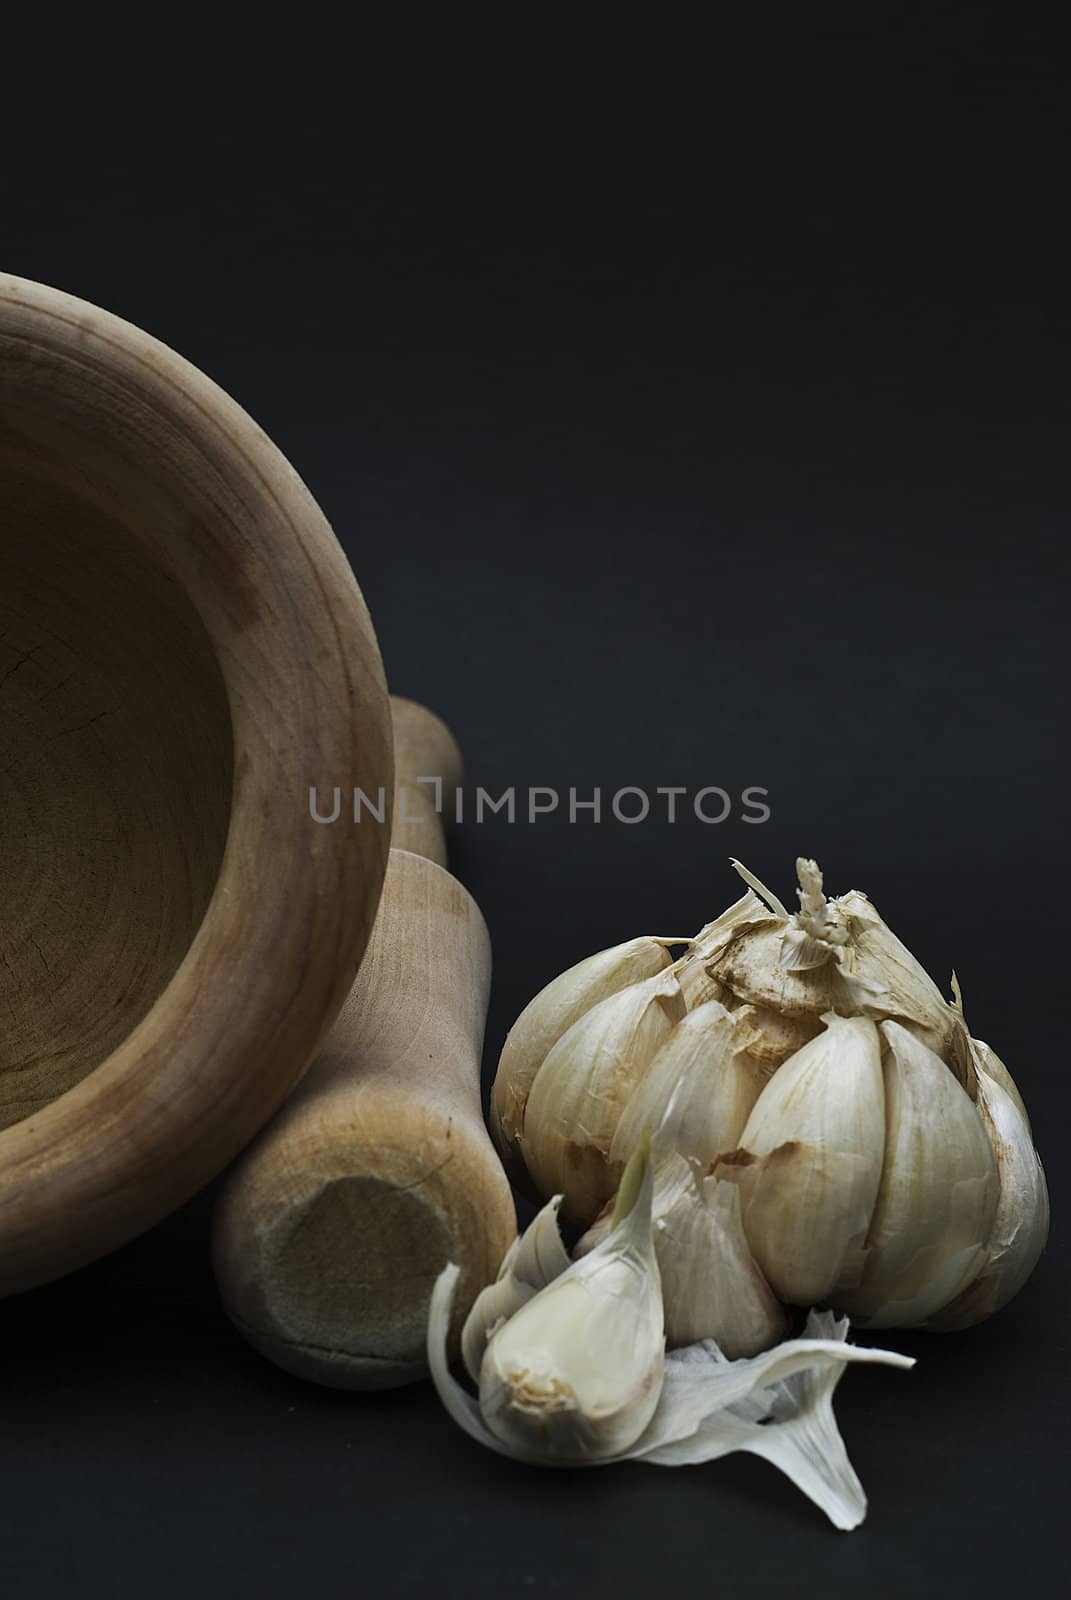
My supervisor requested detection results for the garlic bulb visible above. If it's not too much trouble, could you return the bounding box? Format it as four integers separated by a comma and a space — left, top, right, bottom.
520, 969, 685, 1222
478, 1136, 665, 1461
427, 1138, 915, 1529
491, 857, 1049, 1340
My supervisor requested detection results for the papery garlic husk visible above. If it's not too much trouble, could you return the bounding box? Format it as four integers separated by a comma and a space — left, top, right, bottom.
677, 891, 769, 1009
719, 1013, 886, 1306
461, 1196, 571, 1382
634, 1309, 914, 1531
679, 888, 825, 1068
709, 859, 972, 1090
835, 1021, 998, 1327
478, 1137, 665, 1462
608, 998, 770, 1173
520, 970, 685, 1224
578, 1154, 788, 1356
490, 937, 675, 1179
926, 1037, 1050, 1330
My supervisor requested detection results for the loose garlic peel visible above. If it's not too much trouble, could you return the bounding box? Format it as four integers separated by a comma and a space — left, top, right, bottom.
489, 857, 1049, 1345
428, 1140, 915, 1530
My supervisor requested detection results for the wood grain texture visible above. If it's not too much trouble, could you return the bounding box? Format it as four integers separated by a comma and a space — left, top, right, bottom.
388, 695, 462, 866
0, 274, 393, 1295
212, 700, 517, 1389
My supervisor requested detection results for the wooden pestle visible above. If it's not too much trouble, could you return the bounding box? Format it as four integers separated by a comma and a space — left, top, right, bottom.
211, 697, 516, 1389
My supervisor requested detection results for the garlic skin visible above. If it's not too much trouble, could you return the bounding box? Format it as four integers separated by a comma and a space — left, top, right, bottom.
677, 891, 770, 1008
637, 1309, 913, 1532
490, 937, 674, 1179
520, 970, 685, 1224
478, 1137, 665, 1462
927, 1038, 1050, 1331
836, 1022, 999, 1327
578, 1154, 788, 1356
609, 999, 768, 1172
721, 1014, 886, 1306
709, 859, 969, 1085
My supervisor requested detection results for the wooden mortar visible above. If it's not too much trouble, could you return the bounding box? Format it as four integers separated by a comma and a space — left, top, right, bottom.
212, 698, 517, 1389
0, 274, 393, 1295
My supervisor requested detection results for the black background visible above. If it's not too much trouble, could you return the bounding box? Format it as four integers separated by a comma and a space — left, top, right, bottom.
1, 4, 1068, 1596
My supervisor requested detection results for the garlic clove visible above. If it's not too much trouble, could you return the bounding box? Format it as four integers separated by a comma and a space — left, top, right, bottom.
608, 999, 769, 1171
652, 1164, 788, 1355
836, 1021, 999, 1328
633, 1309, 915, 1531
721, 1014, 886, 1306
461, 1196, 571, 1382
478, 1135, 665, 1462
576, 1155, 787, 1356
490, 937, 675, 1178
926, 1038, 1050, 1330
520, 970, 685, 1224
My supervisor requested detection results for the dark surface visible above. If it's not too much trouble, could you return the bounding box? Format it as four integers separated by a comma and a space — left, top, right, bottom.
1, 5, 1068, 1596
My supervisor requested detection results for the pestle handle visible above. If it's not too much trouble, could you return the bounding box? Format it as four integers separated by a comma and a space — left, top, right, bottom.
388, 696, 462, 867
211, 701, 515, 1389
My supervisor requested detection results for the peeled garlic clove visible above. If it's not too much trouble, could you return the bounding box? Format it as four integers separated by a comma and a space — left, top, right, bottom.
609, 999, 768, 1171
521, 970, 685, 1224
721, 1014, 886, 1306
836, 1022, 999, 1328
927, 1038, 1049, 1330
490, 937, 674, 1176
479, 1136, 665, 1462
461, 1196, 571, 1382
